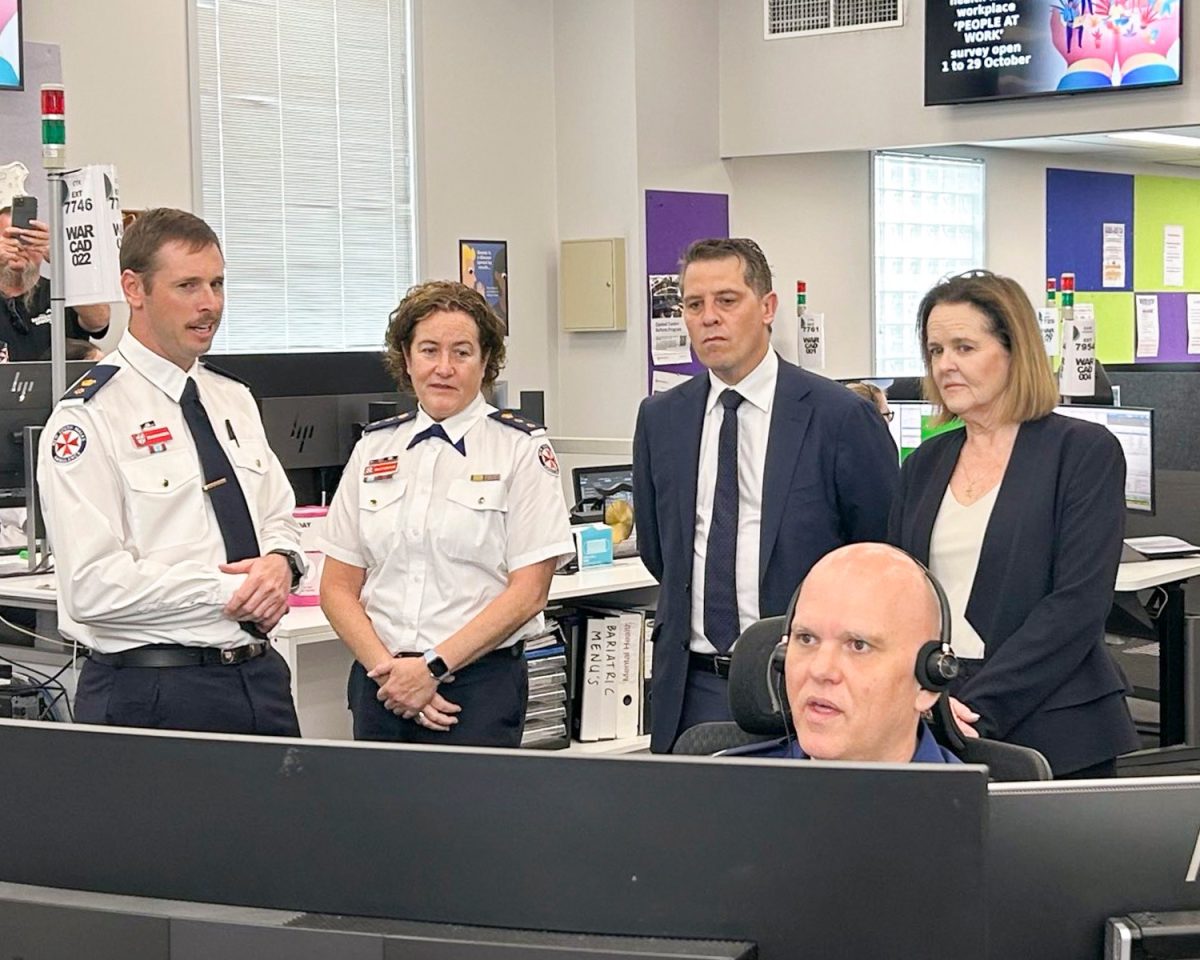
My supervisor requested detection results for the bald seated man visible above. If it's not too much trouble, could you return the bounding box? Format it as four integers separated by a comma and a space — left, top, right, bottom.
724, 543, 961, 763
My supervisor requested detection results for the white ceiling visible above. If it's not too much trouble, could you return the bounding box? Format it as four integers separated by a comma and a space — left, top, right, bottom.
967, 126, 1200, 167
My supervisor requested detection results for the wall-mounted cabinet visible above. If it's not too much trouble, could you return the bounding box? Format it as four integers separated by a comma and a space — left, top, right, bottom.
560, 238, 627, 332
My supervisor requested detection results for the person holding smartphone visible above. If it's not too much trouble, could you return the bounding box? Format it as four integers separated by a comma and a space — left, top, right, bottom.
1, 199, 111, 360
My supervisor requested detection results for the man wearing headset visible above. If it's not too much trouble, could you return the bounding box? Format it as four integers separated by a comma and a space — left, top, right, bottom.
725, 543, 962, 763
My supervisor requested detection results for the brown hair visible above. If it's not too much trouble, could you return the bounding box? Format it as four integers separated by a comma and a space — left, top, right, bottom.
917, 270, 1057, 425
846, 381, 886, 409
679, 237, 773, 297
383, 280, 506, 393
120, 208, 221, 290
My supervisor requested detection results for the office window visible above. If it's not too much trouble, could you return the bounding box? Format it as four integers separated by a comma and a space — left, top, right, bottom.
872, 153, 984, 376
193, 0, 415, 353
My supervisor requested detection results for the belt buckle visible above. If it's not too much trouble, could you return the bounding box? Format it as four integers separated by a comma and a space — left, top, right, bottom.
221, 649, 236, 665
714, 655, 732, 678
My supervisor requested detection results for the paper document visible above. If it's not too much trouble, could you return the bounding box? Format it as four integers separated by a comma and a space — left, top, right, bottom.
651, 370, 690, 394
1164, 225, 1185, 287
798, 312, 825, 370
1036, 307, 1060, 356
1188, 295, 1200, 355
648, 274, 691, 365
1101, 222, 1125, 288
1135, 295, 1160, 358
1059, 304, 1096, 397
1125, 536, 1200, 559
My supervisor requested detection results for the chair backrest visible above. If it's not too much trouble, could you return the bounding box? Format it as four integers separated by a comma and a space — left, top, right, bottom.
669, 616, 788, 755
727, 616, 790, 735
672, 721, 777, 756
929, 696, 1052, 781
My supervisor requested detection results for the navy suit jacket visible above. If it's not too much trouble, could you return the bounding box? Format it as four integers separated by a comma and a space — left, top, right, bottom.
633, 356, 899, 752
887, 414, 1139, 774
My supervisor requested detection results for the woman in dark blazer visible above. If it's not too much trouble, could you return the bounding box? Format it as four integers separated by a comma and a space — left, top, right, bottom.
888, 270, 1138, 777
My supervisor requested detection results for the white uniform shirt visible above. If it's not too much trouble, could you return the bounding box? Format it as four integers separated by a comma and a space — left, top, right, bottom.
317, 393, 575, 655
37, 331, 303, 653
928, 484, 999, 660
690, 349, 777, 653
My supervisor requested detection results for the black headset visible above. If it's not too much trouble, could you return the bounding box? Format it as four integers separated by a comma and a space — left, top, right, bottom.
770, 552, 958, 693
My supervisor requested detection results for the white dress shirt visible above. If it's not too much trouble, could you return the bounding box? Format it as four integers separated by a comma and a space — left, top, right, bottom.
928, 484, 999, 660
37, 331, 303, 653
690, 349, 778, 653
318, 393, 575, 656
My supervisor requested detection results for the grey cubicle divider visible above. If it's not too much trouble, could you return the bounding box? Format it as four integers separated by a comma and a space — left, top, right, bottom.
0, 721, 988, 960
988, 778, 1200, 959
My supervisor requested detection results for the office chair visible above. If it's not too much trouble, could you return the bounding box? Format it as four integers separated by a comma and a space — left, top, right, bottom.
928, 696, 1053, 781
674, 616, 1054, 781
671, 616, 788, 756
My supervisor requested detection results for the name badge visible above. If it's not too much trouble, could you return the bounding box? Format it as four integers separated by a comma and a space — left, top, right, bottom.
132, 423, 172, 454
470, 473, 500, 482
364, 456, 398, 482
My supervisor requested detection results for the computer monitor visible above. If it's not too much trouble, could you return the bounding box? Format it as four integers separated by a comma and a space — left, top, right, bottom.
0, 361, 95, 507
1054, 405, 1154, 514
886, 400, 958, 464
571, 463, 633, 508
989, 776, 1200, 959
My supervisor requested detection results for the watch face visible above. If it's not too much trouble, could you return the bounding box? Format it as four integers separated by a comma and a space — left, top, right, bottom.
427, 656, 449, 680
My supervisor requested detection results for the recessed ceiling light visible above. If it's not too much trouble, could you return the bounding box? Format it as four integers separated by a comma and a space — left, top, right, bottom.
1108, 131, 1200, 148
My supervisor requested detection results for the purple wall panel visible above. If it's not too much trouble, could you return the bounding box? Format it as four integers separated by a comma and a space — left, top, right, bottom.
644, 190, 729, 392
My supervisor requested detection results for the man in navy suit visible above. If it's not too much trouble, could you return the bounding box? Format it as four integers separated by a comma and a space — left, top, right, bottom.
633, 238, 899, 752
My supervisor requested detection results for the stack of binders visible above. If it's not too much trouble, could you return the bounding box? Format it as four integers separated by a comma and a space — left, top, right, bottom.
521, 620, 570, 749
569, 604, 654, 742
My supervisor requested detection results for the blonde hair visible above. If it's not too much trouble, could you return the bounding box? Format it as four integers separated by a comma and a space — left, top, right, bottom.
917, 270, 1058, 425
846, 381, 886, 411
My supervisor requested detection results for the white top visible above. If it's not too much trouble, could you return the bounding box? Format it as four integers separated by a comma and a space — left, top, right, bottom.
317, 393, 575, 655
690, 348, 777, 654
927, 484, 999, 660
37, 331, 303, 653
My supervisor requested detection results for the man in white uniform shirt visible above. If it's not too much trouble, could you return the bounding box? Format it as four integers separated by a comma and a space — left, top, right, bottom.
38, 208, 304, 736
633, 238, 899, 752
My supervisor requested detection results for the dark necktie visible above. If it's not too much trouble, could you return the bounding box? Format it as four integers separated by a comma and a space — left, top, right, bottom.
407, 422, 466, 456
179, 377, 264, 638
704, 389, 745, 654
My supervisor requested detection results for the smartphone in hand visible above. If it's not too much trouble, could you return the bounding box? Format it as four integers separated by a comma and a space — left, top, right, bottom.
10, 195, 37, 232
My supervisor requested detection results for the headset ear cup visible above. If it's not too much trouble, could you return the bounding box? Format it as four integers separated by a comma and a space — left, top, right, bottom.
915, 640, 957, 692
769, 640, 787, 674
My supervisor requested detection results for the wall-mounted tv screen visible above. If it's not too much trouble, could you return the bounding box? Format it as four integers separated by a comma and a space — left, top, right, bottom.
926, 0, 1182, 105
0, 0, 22, 91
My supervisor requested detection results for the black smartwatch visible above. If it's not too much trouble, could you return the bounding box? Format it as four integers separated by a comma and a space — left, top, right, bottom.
423, 649, 453, 683
268, 549, 304, 591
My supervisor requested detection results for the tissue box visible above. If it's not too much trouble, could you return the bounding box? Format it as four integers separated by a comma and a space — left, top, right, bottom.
573, 522, 614, 569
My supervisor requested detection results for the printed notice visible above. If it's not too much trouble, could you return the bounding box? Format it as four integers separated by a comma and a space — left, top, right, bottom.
1036, 306, 1060, 356
798, 312, 825, 370
651, 370, 690, 395
1135, 294, 1160, 358
1101, 222, 1125, 288
1164, 225, 1185, 287
1188, 294, 1200, 355
648, 274, 691, 365
1059, 304, 1096, 398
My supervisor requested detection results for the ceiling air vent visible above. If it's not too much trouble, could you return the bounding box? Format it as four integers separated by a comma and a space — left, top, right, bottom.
765, 0, 902, 38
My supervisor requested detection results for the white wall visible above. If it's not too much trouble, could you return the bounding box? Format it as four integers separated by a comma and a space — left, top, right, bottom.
730, 147, 1200, 374
719, 0, 1200, 157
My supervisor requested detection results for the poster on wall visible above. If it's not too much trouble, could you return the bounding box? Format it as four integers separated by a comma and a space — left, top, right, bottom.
648, 274, 691, 366
0, 0, 23, 91
460, 239, 508, 334
925, 0, 1182, 105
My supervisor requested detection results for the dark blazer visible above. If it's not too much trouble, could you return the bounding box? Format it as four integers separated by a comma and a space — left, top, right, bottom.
634, 356, 899, 752
888, 414, 1139, 775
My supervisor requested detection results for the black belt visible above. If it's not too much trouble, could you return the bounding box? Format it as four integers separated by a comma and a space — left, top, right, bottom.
394, 642, 526, 663
86, 642, 270, 668
689, 651, 733, 679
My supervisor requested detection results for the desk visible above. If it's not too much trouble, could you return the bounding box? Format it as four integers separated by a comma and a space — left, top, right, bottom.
0, 559, 659, 746
1116, 556, 1200, 746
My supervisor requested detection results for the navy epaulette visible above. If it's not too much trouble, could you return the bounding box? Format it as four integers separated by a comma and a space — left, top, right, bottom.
61, 364, 119, 402
490, 409, 545, 434
199, 361, 250, 388
363, 410, 417, 433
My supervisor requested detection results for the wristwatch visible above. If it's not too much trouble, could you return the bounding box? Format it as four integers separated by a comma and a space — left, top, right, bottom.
268, 549, 304, 591
423, 648, 453, 683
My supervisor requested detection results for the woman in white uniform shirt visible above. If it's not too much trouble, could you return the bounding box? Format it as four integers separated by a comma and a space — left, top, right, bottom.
319, 281, 574, 746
